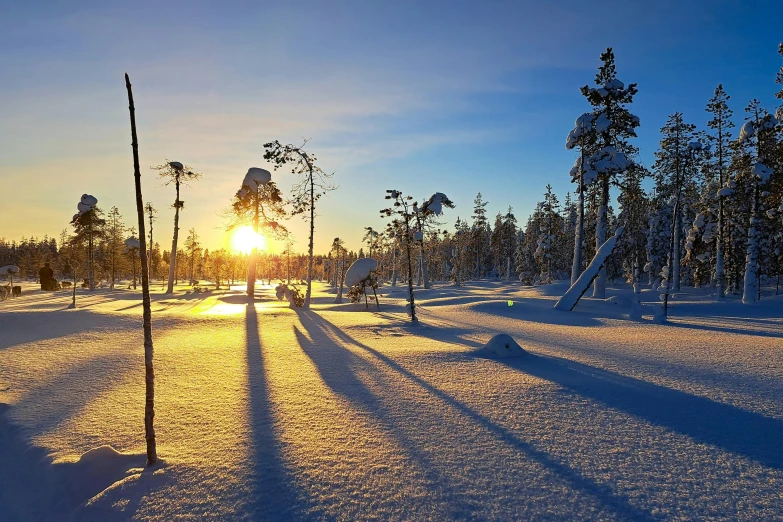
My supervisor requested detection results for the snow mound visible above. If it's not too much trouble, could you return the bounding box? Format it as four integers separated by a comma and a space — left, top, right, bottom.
345, 258, 378, 288
476, 334, 527, 359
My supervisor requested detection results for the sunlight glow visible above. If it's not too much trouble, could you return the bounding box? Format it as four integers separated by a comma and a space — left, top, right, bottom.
230, 226, 267, 254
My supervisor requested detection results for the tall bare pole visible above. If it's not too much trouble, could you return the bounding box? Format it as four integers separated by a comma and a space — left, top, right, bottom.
125, 73, 157, 465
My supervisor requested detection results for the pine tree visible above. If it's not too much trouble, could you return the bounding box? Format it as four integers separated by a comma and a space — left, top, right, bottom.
155, 161, 202, 294
578, 48, 639, 298
705, 85, 734, 298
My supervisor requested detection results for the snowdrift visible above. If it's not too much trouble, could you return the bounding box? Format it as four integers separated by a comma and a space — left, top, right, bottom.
476, 334, 527, 359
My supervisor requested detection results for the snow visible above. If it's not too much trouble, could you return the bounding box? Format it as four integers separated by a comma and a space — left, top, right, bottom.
604, 79, 624, 91
243, 167, 271, 188
75, 194, 98, 218
739, 121, 755, 142
345, 258, 378, 288
753, 162, 773, 182
555, 226, 624, 311
0, 265, 20, 275
124, 237, 140, 251
594, 113, 611, 133
476, 334, 527, 359
1, 281, 782, 521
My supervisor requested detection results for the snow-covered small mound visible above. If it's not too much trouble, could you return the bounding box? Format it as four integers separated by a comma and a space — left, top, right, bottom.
345, 258, 377, 288
477, 334, 527, 359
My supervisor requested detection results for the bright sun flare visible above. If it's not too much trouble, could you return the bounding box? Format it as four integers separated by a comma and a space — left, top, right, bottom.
230, 226, 267, 254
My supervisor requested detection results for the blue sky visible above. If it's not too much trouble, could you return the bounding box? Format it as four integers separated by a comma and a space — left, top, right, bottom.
1, 0, 781, 253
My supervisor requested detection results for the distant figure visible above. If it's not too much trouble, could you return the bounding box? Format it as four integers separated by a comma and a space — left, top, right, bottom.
39, 262, 55, 291
12, 286, 21, 297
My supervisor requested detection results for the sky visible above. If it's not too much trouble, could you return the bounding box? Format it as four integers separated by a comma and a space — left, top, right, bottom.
1, 0, 782, 254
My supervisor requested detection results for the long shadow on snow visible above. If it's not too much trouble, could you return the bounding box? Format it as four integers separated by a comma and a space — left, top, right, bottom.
494, 354, 783, 470
0, 309, 142, 351
244, 304, 305, 520
305, 313, 657, 522
295, 312, 477, 518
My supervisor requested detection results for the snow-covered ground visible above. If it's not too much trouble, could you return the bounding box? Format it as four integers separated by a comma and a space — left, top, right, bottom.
1, 280, 781, 521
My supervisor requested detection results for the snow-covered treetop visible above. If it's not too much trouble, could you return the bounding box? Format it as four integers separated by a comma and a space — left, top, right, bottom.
740, 115, 778, 142
244, 167, 271, 187
688, 141, 703, 151
74, 194, 98, 220
565, 113, 595, 150
588, 146, 632, 180
0, 265, 20, 275
237, 167, 272, 197
124, 237, 141, 254
421, 192, 454, 216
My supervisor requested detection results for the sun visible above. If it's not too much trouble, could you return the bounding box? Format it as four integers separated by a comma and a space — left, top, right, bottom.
230, 226, 267, 254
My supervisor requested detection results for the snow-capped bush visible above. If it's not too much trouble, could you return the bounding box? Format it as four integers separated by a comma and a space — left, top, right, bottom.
275, 283, 304, 308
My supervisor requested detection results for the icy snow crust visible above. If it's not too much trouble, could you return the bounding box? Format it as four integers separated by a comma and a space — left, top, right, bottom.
1, 280, 782, 520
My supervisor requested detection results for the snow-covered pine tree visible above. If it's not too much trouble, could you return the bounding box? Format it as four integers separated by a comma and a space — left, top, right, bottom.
704, 84, 735, 298
416, 192, 454, 288
470, 193, 492, 279
534, 185, 562, 283
653, 112, 697, 297
579, 48, 639, 298
566, 112, 596, 285
738, 100, 778, 303
615, 164, 650, 294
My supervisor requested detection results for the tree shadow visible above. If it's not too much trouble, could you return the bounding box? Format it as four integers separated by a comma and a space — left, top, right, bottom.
299, 312, 657, 521
244, 303, 304, 520
493, 354, 783, 470
295, 313, 477, 517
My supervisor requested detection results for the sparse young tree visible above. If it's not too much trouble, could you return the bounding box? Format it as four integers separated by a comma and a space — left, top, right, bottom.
155, 160, 201, 293
184, 228, 201, 286
382, 190, 420, 322
145, 202, 157, 276
264, 140, 335, 308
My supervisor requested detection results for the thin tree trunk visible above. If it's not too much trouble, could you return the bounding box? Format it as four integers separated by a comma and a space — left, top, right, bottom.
592, 176, 608, 298
572, 167, 584, 286
166, 181, 180, 294
125, 73, 157, 466
304, 168, 315, 308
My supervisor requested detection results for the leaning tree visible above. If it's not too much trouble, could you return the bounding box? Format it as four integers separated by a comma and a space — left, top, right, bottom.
264, 140, 334, 308
125, 73, 158, 465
